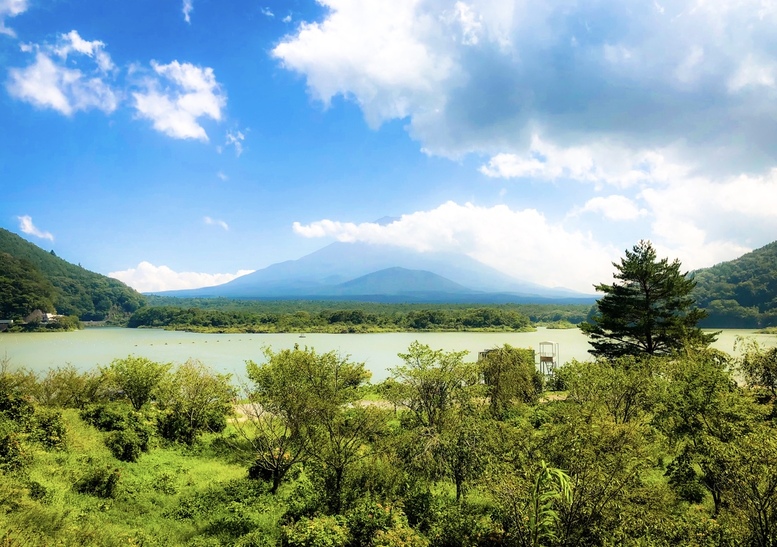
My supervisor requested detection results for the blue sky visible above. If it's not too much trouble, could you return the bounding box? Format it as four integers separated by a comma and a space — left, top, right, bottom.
2, 0, 776, 294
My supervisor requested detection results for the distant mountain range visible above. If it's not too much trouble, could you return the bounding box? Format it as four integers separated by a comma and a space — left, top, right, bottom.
155, 242, 596, 303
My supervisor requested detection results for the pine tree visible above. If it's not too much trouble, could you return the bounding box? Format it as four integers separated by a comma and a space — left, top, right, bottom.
580, 240, 715, 358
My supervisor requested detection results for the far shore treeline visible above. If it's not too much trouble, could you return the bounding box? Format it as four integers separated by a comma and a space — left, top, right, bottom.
127, 298, 586, 333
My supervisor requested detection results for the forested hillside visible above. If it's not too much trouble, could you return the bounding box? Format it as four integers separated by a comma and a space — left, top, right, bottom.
0, 229, 145, 321
693, 241, 777, 328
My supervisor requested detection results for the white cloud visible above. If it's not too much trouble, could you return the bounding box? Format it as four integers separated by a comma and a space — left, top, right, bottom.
17, 215, 54, 241
479, 135, 686, 188
182, 0, 193, 23
204, 216, 229, 230
728, 55, 776, 92
216, 171, 228, 181
0, 0, 28, 37
274, 0, 777, 171
53, 30, 114, 72
6, 31, 118, 116
132, 61, 225, 141
225, 129, 245, 156
283, 15, 292, 23
273, 0, 457, 128
578, 195, 647, 221
294, 201, 618, 292
639, 168, 777, 267
109, 262, 254, 293
261, 7, 274, 18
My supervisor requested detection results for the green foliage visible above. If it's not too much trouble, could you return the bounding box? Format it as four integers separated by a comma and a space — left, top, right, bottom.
246, 345, 375, 502
480, 345, 542, 418
30, 408, 67, 450
105, 428, 146, 462
129, 301, 540, 333
74, 465, 121, 498
391, 341, 475, 431
37, 364, 106, 408
282, 515, 350, 547
558, 356, 659, 424
0, 252, 56, 319
693, 240, 777, 328
156, 359, 236, 445
3, 342, 777, 545
738, 338, 777, 402
104, 355, 171, 410
0, 432, 31, 470
581, 240, 714, 358
0, 227, 145, 321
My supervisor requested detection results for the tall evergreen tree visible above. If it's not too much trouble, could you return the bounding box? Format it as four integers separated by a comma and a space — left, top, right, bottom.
581, 240, 715, 358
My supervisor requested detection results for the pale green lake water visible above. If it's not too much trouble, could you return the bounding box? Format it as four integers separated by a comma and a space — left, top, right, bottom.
1, 327, 774, 383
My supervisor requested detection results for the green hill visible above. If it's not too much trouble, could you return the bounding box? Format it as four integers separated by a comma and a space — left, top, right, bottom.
693, 241, 777, 328
0, 228, 145, 321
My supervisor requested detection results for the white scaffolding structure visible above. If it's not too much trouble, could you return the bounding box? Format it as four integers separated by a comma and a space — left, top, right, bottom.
538, 341, 559, 375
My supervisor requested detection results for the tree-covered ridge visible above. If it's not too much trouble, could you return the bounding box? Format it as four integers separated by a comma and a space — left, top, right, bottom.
0, 228, 145, 321
693, 240, 777, 328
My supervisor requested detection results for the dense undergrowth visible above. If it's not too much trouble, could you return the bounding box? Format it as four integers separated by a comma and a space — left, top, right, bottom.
1, 340, 777, 546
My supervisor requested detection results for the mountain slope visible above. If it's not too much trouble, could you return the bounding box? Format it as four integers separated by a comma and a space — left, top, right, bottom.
159, 241, 589, 300
693, 241, 777, 327
0, 228, 145, 320
320, 267, 477, 296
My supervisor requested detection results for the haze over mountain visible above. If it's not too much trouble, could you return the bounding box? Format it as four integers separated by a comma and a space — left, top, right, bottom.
155, 242, 594, 302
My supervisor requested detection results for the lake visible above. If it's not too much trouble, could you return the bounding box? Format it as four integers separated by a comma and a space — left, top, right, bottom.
1, 327, 774, 383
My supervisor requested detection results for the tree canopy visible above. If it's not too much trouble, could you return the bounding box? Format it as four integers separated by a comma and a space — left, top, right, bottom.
0, 228, 145, 321
580, 240, 714, 358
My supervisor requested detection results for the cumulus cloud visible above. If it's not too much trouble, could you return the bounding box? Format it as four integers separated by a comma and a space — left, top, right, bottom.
261, 7, 274, 18
274, 0, 777, 172
109, 262, 254, 293
577, 195, 647, 221
0, 0, 28, 37
294, 201, 619, 292
273, 0, 457, 128
17, 215, 54, 241
53, 30, 115, 72
478, 135, 689, 188
204, 216, 229, 230
132, 61, 225, 141
6, 30, 118, 115
182, 0, 193, 23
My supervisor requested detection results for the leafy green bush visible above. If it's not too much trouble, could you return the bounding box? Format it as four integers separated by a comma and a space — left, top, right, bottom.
80, 403, 132, 431
282, 515, 349, 547
344, 498, 395, 547
105, 428, 145, 462
0, 432, 31, 470
282, 473, 324, 522
74, 466, 121, 498
205, 502, 259, 542
27, 480, 48, 502
427, 503, 502, 547
31, 408, 67, 450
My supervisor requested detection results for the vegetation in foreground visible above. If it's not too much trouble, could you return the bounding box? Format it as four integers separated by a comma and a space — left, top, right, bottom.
2, 338, 777, 546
